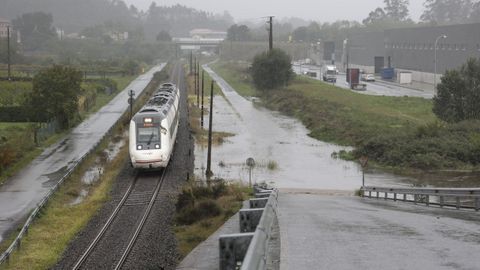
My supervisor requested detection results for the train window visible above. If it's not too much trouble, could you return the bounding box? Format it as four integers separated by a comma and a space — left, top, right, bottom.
137, 127, 160, 144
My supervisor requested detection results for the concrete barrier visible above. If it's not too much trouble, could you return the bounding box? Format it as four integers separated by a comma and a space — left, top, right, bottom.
219, 185, 278, 270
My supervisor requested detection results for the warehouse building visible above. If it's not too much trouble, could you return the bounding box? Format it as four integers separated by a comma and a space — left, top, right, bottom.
345, 22, 480, 84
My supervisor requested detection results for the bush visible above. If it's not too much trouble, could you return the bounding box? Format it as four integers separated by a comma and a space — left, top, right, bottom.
251, 48, 294, 90
176, 199, 222, 225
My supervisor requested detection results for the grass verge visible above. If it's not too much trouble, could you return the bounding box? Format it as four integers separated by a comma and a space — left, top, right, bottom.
174, 180, 251, 259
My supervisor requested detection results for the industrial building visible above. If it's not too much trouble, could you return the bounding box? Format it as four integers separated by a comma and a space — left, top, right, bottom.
342, 22, 480, 84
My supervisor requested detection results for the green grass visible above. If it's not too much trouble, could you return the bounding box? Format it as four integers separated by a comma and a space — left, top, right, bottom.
210, 61, 257, 97
0, 81, 32, 106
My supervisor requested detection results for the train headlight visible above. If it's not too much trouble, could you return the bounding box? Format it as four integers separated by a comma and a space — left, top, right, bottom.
137, 145, 143, 150
155, 144, 160, 149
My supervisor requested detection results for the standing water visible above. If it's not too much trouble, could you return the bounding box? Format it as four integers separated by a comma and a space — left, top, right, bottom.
194, 66, 426, 191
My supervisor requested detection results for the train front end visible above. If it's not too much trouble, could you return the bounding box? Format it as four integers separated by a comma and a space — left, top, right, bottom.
129, 114, 169, 169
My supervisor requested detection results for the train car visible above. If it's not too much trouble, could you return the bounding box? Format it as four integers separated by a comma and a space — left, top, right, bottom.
129, 83, 180, 169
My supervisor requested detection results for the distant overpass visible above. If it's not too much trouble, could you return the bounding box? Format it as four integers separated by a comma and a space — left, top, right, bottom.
173, 37, 223, 50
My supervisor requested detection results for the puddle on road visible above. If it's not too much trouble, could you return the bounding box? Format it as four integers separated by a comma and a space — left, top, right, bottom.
194, 73, 479, 190
69, 134, 126, 205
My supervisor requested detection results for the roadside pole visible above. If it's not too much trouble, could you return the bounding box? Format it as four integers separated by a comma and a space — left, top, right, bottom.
206, 80, 215, 178
189, 52, 193, 74
201, 70, 205, 128
194, 57, 197, 105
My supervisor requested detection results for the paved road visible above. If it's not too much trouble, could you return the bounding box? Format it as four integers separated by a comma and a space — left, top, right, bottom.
278, 192, 480, 270
0, 64, 165, 243
293, 64, 434, 99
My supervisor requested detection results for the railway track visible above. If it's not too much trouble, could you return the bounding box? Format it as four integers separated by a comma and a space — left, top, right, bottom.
72, 169, 167, 270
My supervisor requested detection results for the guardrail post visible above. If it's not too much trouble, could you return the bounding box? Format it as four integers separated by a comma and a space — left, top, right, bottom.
440, 196, 444, 208
414, 194, 418, 204
393, 193, 397, 201
255, 192, 272, 199
249, 198, 268, 209
475, 197, 479, 211
240, 209, 264, 233
425, 195, 430, 206
456, 197, 460, 209
368, 191, 371, 198
384, 192, 388, 200
219, 233, 254, 270
376, 192, 379, 199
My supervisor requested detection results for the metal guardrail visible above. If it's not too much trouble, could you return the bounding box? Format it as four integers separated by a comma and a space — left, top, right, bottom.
361, 186, 480, 211
0, 65, 166, 265
219, 185, 278, 270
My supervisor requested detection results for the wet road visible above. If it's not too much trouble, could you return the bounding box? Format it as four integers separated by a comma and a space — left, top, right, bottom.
292, 64, 434, 99
279, 192, 480, 270
0, 64, 165, 243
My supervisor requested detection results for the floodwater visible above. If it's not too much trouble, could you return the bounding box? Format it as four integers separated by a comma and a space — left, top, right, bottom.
195, 66, 479, 190
70, 134, 126, 205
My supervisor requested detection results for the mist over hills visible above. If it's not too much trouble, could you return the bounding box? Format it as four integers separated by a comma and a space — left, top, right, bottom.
0, 0, 233, 38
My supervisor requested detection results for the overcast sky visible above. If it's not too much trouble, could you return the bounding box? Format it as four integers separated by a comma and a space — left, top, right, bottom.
124, 0, 425, 22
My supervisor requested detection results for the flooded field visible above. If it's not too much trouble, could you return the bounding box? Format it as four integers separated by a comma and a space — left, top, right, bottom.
194, 66, 479, 191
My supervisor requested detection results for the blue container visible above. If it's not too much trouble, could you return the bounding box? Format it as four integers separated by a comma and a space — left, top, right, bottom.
381, 68, 395, 80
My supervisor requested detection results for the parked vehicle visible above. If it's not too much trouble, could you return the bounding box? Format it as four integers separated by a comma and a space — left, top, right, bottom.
322, 65, 337, 83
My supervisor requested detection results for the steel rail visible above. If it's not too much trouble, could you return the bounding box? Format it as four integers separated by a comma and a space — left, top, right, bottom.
115, 168, 167, 270
72, 173, 139, 270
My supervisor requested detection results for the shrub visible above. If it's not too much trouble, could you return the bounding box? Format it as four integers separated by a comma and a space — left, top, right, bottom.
251, 48, 294, 90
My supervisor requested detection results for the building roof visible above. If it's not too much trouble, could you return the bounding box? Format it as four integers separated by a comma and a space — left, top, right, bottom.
0, 18, 11, 24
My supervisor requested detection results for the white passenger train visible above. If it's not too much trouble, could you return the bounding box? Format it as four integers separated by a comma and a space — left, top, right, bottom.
129, 83, 180, 169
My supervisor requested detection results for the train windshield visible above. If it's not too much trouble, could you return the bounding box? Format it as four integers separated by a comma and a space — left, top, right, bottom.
137, 127, 160, 144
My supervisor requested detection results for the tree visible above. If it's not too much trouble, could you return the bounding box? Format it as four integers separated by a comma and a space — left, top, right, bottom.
363, 8, 387, 25
156, 30, 172, 41
421, 0, 473, 24
27, 66, 82, 130
251, 48, 294, 90
227, 24, 251, 41
363, 0, 410, 27
433, 58, 480, 122
384, 0, 410, 21
12, 12, 56, 50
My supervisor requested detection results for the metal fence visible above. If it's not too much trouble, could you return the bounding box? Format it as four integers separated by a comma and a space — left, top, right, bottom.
361, 186, 480, 211
219, 185, 278, 270
0, 64, 165, 265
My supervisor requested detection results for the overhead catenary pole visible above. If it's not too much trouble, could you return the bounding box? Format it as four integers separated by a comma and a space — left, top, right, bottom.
434, 34, 447, 95
206, 80, 214, 178
201, 70, 205, 128
194, 57, 197, 103
7, 25, 11, 80
267, 16, 274, 51
196, 61, 200, 107
189, 51, 193, 74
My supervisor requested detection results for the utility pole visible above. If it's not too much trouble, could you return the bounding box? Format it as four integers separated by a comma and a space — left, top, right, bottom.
206, 80, 215, 178
201, 70, 205, 128
267, 16, 274, 51
7, 25, 11, 80
196, 61, 200, 107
